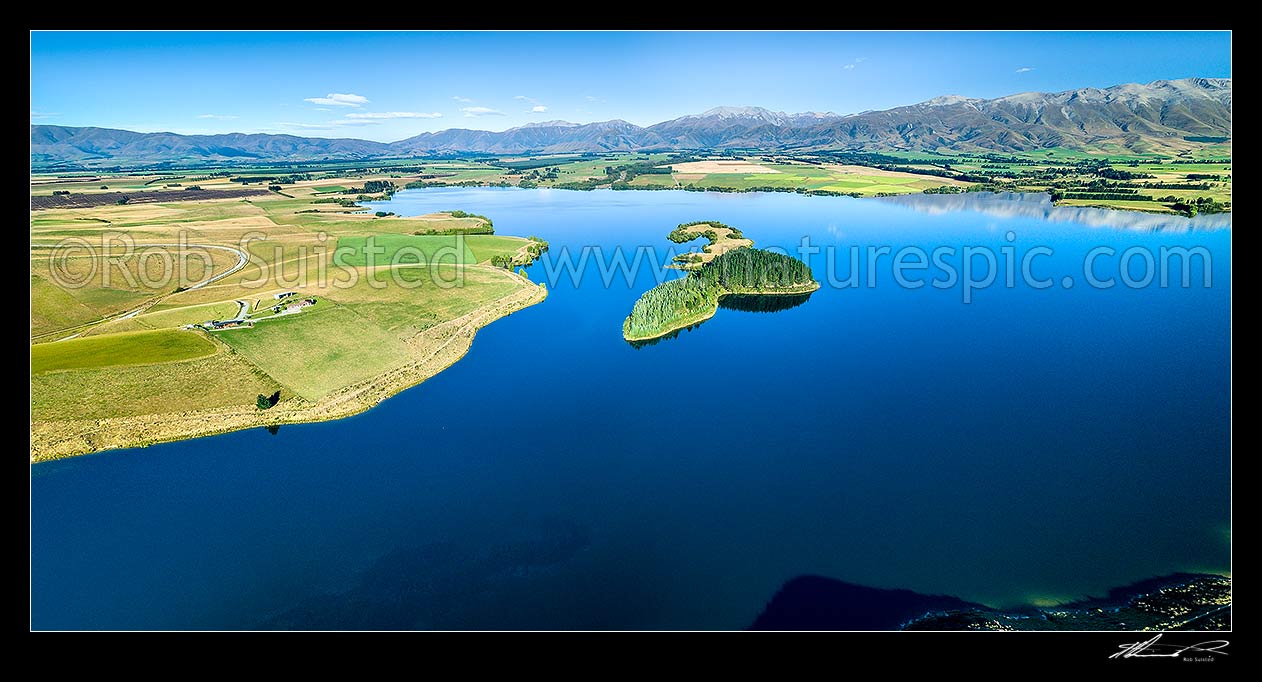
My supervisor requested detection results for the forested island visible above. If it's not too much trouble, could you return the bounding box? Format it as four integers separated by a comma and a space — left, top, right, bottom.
623, 222, 820, 342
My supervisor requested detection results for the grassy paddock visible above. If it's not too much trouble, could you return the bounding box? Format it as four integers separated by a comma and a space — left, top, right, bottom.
32, 348, 282, 421
215, 303, 409, 401
335, 234, 525, 266
322, 264, 521, 338
32, 328, 217, 374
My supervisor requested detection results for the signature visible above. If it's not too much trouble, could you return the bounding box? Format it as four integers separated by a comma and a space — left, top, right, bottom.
1110, 634, 1229, 659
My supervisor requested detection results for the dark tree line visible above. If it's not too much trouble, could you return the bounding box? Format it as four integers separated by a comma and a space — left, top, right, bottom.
668, 220, 745, 244
1168, 196, 1230, 217
445, 210, 493, 227
623, 275, 717, 339
699, 247, 815, 291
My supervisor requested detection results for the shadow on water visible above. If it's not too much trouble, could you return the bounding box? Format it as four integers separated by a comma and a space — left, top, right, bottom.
750, 572, 1230, 631
718, 292, 813, 313
749, 576, 982, 631
626, 323, 704, 349
627, 293, 814, 349
259, 519, 591, 630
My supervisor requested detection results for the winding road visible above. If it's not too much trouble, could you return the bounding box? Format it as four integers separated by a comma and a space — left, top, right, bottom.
30, 242, 251, 341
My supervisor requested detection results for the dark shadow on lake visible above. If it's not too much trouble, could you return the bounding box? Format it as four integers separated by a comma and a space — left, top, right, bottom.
750, 572, 1230, 631
259, 519, 590, 630
718, 292, 813, 313
749, 575, 982, 630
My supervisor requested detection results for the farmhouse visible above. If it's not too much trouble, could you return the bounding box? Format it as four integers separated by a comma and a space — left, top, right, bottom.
284, 298, 316, 313
205, 319, 250, 330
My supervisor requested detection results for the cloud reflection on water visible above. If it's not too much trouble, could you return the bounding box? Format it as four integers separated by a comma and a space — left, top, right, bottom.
878, 192, 1231, 233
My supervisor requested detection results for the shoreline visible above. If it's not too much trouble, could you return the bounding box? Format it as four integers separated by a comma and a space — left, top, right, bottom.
393, 184, 1229, 218
30, 279, 547, 462
623, 281, 820, 343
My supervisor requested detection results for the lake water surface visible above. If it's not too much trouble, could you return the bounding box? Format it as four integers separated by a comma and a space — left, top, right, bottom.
31, 189, 1231, 629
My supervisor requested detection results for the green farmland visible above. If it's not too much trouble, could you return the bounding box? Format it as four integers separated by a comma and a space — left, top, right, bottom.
335, 234, 526, 267
32, 328, 217, 374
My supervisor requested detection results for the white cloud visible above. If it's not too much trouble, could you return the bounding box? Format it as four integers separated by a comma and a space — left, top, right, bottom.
515, 96, 548, 113
1015, 67, 1034, 73
843, 57, 867, 71
303, 93, 369, 107
461, 106, 505, 117
584, 95, 605, 103
279, 121, 337, 130
843, 64, 855, 70
855, 57, 868, 63
452, 95, 473, 103
30, 110, 59, 119
278, 119, 383, 130
197, 114, 239, 120
345, 111, 443, 119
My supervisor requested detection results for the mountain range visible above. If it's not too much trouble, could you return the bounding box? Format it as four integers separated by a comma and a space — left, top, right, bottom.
31, 78, 1231, 167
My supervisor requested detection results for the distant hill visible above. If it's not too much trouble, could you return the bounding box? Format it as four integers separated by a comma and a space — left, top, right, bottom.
393, 119, 665, 155
800, 77, 1232, 154
31, 78, 1231, 167
30, 126, 390, 166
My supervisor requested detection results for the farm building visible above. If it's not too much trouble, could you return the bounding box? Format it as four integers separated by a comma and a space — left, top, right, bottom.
205, 319, 250, 330
284, 298, 316, 313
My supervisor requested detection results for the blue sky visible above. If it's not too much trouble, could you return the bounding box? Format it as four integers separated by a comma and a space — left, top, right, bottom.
31, 31, 1232, 142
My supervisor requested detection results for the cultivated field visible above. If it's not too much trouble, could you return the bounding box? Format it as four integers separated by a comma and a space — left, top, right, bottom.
330, 149, 1231, 210
667, 160, 784, 174
35, 147, 1227, 211
31, 187, 271, 209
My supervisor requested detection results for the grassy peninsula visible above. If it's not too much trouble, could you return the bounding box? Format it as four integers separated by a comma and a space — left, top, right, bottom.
30, 173, 548, 460
666, 220, 753, 270
623, 222, 819, 342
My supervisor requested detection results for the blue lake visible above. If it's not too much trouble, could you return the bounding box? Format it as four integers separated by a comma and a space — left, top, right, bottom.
31, 189, 1232, 629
